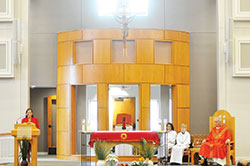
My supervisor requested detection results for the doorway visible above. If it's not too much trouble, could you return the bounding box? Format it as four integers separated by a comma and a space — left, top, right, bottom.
109, 85, 139, 131
112, 97, 136, 130
47, 95, 56, 154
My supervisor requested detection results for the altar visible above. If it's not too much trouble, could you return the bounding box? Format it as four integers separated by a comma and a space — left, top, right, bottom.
89, 131, 160, 148
80, 131, 167, 165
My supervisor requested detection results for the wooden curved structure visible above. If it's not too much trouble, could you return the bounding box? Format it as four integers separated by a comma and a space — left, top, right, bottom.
57, 29, 190, 159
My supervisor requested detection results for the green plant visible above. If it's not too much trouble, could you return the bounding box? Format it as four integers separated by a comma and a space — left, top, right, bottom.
139, 139, 157, 160
94, 140, 111, 160
19, 138, 30, 160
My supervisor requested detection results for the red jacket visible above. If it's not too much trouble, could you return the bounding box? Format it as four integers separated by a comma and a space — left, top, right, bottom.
21, 117, 40, 129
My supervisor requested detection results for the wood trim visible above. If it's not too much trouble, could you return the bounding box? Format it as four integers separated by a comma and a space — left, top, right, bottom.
165, 30, 190, 42
0, 133, 11, 136
58, 29, 189, 42
57, 155, 158, 162
71, 86, 76, 155
58, 30, 83, 42
172, 85, 178, 131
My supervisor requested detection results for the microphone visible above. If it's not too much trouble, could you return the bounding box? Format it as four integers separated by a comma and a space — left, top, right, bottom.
16, 114, 26, 124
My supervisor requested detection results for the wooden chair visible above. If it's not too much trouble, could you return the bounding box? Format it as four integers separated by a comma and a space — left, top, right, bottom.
209, 110, 236, 165
188, 134, 208, 165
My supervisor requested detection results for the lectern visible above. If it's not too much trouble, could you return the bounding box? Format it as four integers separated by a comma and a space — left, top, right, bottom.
11, 123, 40, 166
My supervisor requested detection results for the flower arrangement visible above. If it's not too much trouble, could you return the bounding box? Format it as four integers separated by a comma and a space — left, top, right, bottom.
105, 155, 119, 166
117, 163, 129, 166
131, 157, 149, 166
139, 139, 158, 160
94, 140, 111, 160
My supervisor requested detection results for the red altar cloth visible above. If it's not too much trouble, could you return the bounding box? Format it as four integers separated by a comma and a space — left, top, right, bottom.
89, 131, 160, 147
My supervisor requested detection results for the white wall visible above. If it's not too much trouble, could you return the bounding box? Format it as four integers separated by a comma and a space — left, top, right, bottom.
217, 0, 250, 160
0, 0, 29, 133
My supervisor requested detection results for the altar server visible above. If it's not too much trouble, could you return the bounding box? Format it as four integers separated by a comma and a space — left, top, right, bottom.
158, 123, 177, 159
170, 124, 190, 165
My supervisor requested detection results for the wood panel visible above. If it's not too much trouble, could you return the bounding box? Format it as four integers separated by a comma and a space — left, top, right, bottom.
128, 29, 164, 40
177, 109, 190, 132
97, 84, 109, 130
139, 84, 150, 130
70, 65, 83, 85
136, 40, 154, 64
57, 131, 72, 155
82, 64, 124, 84
93, 40, 111, 64
58, 41, 75, 66
165, 30, 190, 42
58, 30, 82, 42
141, 85, 150, 108
141, 107, 150, 130
57, 85, 71, 108
165, 65, 175, 84
82, 29, 123, 40
57, 66, 71, 84
97, 84, 108, 108
124, 64, 164, 83
176, 85, 190, 108
97, 108, 109, 130
172, 42, 190, 66
31, 136, 38, 166
57, 108, 71, 132
174, 66, 190, 84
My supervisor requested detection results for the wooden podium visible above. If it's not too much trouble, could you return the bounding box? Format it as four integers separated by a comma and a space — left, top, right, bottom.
11, 123, 40, 166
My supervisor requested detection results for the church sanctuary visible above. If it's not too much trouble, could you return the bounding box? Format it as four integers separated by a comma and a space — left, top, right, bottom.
1, 0, 250, 166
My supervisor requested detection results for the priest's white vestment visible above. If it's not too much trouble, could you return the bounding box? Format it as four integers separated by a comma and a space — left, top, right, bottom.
158, 130, 177, 158
170, 131, 190, 164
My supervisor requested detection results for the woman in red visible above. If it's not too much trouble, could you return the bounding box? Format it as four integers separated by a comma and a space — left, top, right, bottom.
21, 108, 39, 162
22, 108, 40, 129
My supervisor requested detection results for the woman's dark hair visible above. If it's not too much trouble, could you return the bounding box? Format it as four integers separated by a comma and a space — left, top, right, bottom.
25, 108, 34, 118
167, 122, 174, 131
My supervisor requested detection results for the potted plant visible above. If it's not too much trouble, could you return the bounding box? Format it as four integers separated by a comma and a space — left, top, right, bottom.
19, 138, 30, 166
139, 139, 158, 166
94, 140, 111, 166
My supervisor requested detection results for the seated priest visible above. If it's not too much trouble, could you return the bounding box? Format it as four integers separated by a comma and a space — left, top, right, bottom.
199, 117, 231, 166
170, 123, 191, 165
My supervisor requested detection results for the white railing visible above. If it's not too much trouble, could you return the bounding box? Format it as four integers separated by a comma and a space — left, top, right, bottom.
0, 134, 14, 163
